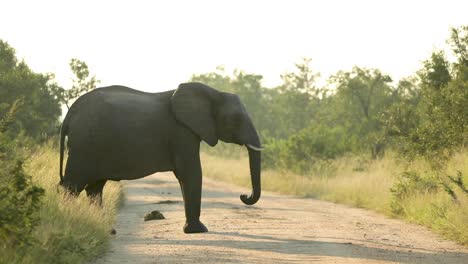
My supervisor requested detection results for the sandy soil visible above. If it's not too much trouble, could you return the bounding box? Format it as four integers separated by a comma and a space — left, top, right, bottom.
95, 173, 468, 264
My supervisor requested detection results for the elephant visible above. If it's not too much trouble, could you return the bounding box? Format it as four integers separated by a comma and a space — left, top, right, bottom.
59, 82, 262, 233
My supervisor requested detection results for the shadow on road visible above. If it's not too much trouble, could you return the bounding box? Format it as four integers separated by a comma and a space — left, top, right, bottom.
149, 232, 468, 264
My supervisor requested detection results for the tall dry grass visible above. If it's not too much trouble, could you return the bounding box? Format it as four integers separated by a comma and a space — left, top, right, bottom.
201, 150, 468, 245
1, 143, 123, 264
201, 152, 398, 212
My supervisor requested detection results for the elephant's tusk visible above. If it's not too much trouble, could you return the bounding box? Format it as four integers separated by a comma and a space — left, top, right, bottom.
246, 144, 264, 151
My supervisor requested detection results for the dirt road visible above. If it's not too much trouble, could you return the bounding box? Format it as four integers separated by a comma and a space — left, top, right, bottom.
96, 173, 468, 264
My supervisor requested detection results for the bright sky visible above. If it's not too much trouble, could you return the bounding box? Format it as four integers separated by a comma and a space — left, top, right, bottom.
1, 0, 467, 92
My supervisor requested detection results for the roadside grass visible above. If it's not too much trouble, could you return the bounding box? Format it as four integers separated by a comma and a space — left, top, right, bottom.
201, 150, 468, 246
397, 151, 468, 245
201, 152, 398, 212
1, 143, 123, 264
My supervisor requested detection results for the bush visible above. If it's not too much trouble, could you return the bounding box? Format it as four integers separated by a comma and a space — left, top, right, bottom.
0, 161, 44, 249
390, 171, 438, 215
0, 100, 45, 255
263, 124, 351, 174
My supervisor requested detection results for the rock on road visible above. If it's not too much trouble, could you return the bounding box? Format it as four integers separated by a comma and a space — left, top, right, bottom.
96, 173, 468, 264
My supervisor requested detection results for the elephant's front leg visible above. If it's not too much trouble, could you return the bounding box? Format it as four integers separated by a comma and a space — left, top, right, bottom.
174, 153, 208, 234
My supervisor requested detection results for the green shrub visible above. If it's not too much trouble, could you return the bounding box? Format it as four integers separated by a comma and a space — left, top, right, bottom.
0, 100, 45, 256
390, 171, 438, 215
0, 161, 44, 249
263, 124, 351, 174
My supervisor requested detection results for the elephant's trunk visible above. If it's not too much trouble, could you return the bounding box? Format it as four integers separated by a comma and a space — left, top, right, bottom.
240, 146, 261, 205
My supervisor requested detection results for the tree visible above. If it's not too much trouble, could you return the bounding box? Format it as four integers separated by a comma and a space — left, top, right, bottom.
449, 25, 468, 66
401, 26, 468, 168
331, 67, 394, 158
265, 58, 322, 139
387, 26, 468, 203
0, 40, 61, 140
384, 76, 421, 146
53, 58, 100, 109
280, 57, 321, 96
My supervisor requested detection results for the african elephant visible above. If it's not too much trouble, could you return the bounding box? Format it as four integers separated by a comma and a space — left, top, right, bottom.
59, 82, 262, 233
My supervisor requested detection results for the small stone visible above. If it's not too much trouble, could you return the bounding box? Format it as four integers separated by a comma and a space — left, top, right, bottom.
144, 210, 165, 221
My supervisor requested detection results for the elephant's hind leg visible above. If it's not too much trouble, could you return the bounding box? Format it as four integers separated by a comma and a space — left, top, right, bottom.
60, 167, 87, 196
60, 179, 87, 196
85, 180, 107, 206
61, 154, 94, 196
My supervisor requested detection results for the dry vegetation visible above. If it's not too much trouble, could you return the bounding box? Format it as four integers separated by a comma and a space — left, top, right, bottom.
201, 150, 468, 245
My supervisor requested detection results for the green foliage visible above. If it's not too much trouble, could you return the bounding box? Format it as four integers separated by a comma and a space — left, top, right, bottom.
264, 124, 351, 174
388, 26, 468, 220
0, 143, 123, 264
384, 77, 421, 145
0, 99, 22, 134
396, 28, 468, 169
0, 161, 44, 249
51, 58, 100, 109
387, 27, 468, 210
0, 40, 113, 263
0, 102, 44, 254
192, 58, 322, 140
449, 26, 468, 65
0, 40, 61, 141
448, 171, 468, 195
195, 59, 400, 173
280, 58, 321, 95
390, 171, 438, 215
39, 232, 87, 264
264, 58, 322, 139
331, 67, 394, 158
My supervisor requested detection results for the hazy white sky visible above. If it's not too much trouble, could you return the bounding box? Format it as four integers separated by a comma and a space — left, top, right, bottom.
1, 0, 467, 92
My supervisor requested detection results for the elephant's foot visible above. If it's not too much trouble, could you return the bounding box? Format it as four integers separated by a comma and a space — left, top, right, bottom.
183, 220, 208, 234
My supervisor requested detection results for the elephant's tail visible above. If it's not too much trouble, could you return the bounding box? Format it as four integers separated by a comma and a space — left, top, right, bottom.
59, 114, 70, 183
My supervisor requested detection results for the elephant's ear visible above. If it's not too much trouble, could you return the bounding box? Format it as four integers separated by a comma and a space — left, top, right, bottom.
170, 82, 219, 147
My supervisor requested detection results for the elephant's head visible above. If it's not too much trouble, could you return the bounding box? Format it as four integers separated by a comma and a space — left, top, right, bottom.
170, 82, 262, 205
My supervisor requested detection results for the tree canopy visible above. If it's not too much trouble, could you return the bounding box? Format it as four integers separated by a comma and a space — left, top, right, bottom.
194, 26, 468, 174
0, 40, 61, 141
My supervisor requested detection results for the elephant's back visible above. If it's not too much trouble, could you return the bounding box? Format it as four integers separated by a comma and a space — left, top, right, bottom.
67, 85, 174, 114
66, 85, 173, 124
66, 86, 175, 153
